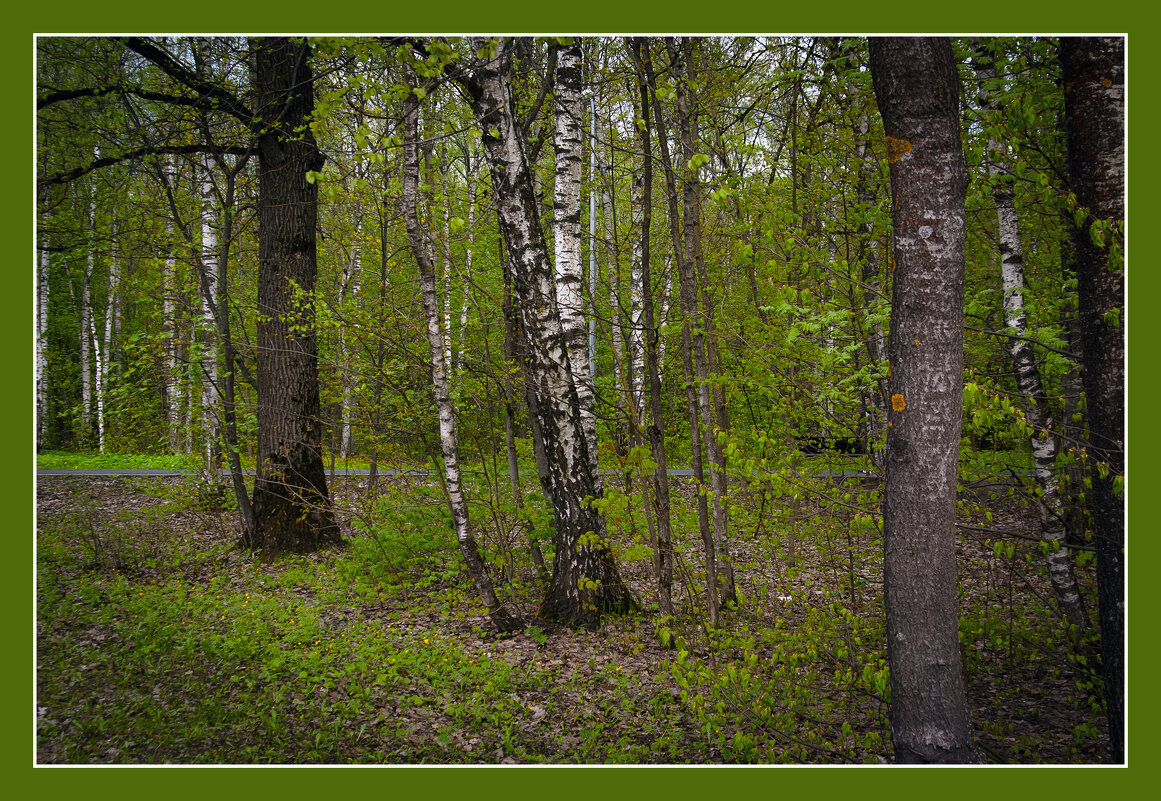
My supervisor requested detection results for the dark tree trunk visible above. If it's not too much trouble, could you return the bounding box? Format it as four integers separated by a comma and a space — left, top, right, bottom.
642, 38, 719, 628
671, 37, 737, 610
869, 36, 982, 764
629, 37, 675, 629
1059, 35, 1125, 764
247, 37, 341, 559
460, 38, 636, 630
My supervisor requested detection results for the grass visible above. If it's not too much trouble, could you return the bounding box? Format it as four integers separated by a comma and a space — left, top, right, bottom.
36, 460, 1108, 764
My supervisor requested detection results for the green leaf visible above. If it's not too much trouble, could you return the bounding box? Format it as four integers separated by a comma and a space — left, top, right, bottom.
687, 153, 710, 170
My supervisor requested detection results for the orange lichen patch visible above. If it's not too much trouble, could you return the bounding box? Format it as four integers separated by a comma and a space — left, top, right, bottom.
1102, 78, 1113, 88
913, 338, 921, 346
885, 135, 912, 163
891, 393, 906, 412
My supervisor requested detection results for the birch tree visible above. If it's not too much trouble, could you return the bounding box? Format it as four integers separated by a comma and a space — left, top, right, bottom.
198, 156, 220, 469
403, 64, 520, 633
972, 41, 1089, 633
870, 36, 982, 764
628, 37, 675, 631
553, 41, 601, 481
457, 37, 637, 629
37, 205, 51, 452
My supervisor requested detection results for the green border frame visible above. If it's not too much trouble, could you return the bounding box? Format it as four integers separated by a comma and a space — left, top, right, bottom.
13, 2, 1152, 796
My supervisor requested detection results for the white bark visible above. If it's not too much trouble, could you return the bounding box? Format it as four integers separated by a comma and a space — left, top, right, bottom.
199, 157, 219, 468
465, 38, 635, 626
974, 44, 1088, 630
629, 195, 645, 417
403, 65, 517, 632
160, 156, 182, 453
80, 193, 95, 437
455, 174, 475, 371
37, 223, 49, 451
97, 219, 120, 452
442, 200, 453, 370
553, 42, 600, 479
604, 183, 624, 393
340, 215, 361, 458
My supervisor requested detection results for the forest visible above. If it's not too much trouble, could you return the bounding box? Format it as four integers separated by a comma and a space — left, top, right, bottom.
34, 35, 1125, 765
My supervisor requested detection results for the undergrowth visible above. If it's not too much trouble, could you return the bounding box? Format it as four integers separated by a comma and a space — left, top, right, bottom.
36, 471, 1106, 764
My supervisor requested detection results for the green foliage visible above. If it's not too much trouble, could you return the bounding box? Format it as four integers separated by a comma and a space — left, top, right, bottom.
37, 450, 202, 471
668, 598, 890, 763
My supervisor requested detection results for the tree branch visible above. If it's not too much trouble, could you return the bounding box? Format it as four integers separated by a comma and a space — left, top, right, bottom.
123, 37, 253, 125
40, 143, 251, 187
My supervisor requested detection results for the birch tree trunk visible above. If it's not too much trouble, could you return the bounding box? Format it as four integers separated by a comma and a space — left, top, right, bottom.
37, 209, 50, 451
210, 153, 256, 540
461, 37, 636, 629
80, 192, 95, 439
248, 36, 341, 558
1060, 35, 1125, 764
553, 42, 601, 482
339, 215, 361, 459
199, 156, 220, 470
98, 218, 120, 451
973, 43, 1089, 633
869, 36, 982, 764
403, 67, 520, 633
161, 157, 182, 454
502, 249, 550, 583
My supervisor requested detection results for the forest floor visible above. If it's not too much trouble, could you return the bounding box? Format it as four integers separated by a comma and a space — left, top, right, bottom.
35, 468, 1111, 765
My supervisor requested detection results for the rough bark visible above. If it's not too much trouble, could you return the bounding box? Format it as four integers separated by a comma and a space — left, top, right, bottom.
1059, 35, 1125, 764
553, 42, 600, 482
972, 42, 1089, 633
869, 35, 982, 764
461, 37, 636, 629
198, 156, 220, 470
80, 193, 94, 438
98, 218, 119, 451
247, 37, 341, 559
37, 209, 50, 451
403, 68, 520, 633
501, 249, 550, 583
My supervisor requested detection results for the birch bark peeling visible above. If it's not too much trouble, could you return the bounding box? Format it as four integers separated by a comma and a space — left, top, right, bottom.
972, 43, 1089, 633
553, 42, 600, 482
463, 37, 636, 629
